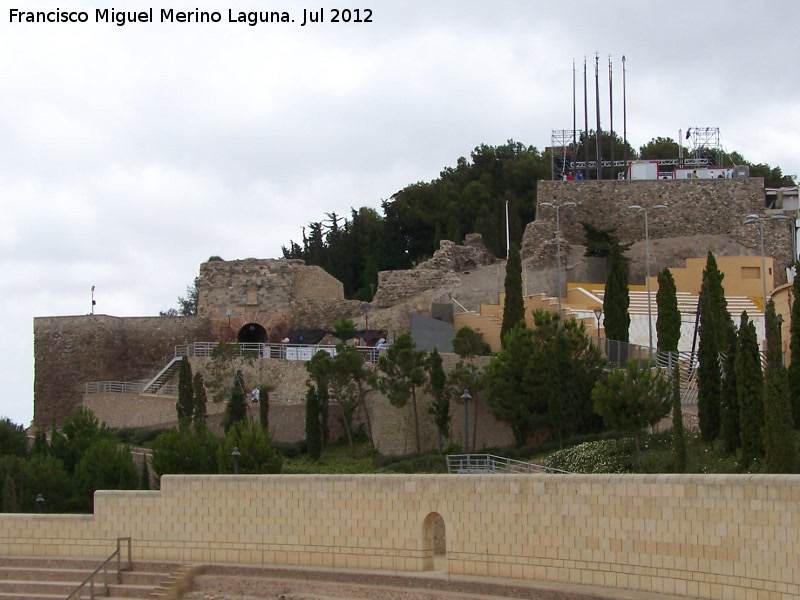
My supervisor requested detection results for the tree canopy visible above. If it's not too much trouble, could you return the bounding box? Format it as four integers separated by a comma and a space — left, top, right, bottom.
283, 140, 549, 299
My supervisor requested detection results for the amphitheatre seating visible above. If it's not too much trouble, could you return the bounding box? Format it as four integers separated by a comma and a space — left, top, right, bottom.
0, 558, 191, 600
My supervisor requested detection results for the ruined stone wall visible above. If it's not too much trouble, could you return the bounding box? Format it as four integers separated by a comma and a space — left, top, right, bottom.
373, 270, 461, 308
3, 474, 799, 600
526, 178, 793, 284
33, 315, 211, 427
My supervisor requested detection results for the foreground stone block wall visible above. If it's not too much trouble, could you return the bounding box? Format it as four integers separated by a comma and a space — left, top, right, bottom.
1, 474, 798, 600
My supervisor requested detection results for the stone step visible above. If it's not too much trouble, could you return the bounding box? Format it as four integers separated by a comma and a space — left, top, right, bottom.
0, 579, 155, 598
0, 559, 188, 600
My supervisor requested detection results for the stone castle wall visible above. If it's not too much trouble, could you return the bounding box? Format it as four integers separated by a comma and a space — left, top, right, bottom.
526, 178, 793, 284
197, 259, 346, 341
2, 473, 798, 600
33, 315, 212, 427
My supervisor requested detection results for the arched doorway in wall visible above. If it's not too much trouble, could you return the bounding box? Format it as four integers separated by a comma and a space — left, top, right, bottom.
238, 323, 267, 344
422, 512, 447, 572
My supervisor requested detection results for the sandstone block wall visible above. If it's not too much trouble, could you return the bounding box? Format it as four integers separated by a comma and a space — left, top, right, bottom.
1, 474, 798, 600
33, 315, 211, 427
528, 178, 793, 285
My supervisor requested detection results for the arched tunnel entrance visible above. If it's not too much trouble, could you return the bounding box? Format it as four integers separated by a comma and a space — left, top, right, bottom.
238, 323, 267, 343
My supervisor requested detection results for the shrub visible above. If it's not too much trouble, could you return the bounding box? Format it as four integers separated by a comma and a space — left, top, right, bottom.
547, 439, 636, 473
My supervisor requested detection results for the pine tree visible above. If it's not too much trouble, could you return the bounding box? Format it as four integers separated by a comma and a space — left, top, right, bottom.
672, 362, 687, 473
500, 243, 525, 347
192, 373, 208, 432
223, 371, 248, 432
656, 268, 681, 351
720, 320, 740, 453
788, 264, 800, 427
377, 334, 429, 454
736, 312, 764, 468
763, 299, 797, 472
176, 356, 194, 424
305, 385, 322, 460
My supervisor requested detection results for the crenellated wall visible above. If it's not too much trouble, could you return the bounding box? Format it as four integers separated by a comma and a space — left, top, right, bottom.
1, 474, 798, 600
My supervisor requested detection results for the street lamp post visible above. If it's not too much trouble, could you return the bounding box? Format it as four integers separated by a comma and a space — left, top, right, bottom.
744, 214, 789, 310
461, 389, 471, 458
629, 204, 668, 357
231, 447, 240, 475
538, 201, 578, 324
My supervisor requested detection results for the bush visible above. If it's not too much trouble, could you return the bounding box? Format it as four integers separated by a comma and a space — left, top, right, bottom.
115, 427, 168, 446
547, 439, 636, 473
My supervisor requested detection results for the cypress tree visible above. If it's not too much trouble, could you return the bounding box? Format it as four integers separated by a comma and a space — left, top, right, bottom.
306, 352, 332, 449
672, 362, 687, 473
656, 268, 681, 351
500, 243, 525, 346
176, 356, 194, 424
763, 299, 797, 472
192, 372, 208, 433
223, 371, 248, 432
2, 475, 19, 513
603, 244, 630, 366
788, 265, 800, 427
305, 385, 322, 460
736, 312, 764, 468
720, 320, 740, 453
258, 385, 272, 431
427, 348, 450, 452
139, 456, 151, 490
697, 252, 728, 442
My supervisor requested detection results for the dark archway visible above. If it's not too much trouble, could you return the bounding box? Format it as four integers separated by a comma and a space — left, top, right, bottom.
238, 323, 267, 343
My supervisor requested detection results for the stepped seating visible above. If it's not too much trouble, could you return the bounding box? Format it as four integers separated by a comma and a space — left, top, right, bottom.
0, 558, 189, 600
591, 289, 762, 316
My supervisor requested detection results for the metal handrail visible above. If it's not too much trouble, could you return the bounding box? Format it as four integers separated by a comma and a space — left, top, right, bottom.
447, 454, 571, 474
66, 537, 132, 599
86, 342, 382, 396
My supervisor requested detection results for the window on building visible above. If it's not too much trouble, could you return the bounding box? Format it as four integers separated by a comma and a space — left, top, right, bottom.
742, 266, 760, 279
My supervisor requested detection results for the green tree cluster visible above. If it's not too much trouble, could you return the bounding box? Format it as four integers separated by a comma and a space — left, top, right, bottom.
0, 408, 139, 514
283, 141, 549, 299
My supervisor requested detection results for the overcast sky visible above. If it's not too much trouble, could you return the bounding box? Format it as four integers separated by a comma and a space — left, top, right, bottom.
2, 0, 799, 426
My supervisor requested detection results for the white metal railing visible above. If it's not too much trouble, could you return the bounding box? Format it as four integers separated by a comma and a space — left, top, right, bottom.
85, 381, 177, 396
86, 342, 381, 396
446, 454, 570, 475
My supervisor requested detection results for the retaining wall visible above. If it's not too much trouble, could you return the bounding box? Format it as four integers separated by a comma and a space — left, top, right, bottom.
1, 474, 797, 600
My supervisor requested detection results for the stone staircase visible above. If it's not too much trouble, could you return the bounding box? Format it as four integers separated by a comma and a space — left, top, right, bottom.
0, 558, 194, 600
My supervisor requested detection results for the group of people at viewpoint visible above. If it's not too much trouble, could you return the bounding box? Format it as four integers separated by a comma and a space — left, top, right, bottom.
561, 171, 584, 181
